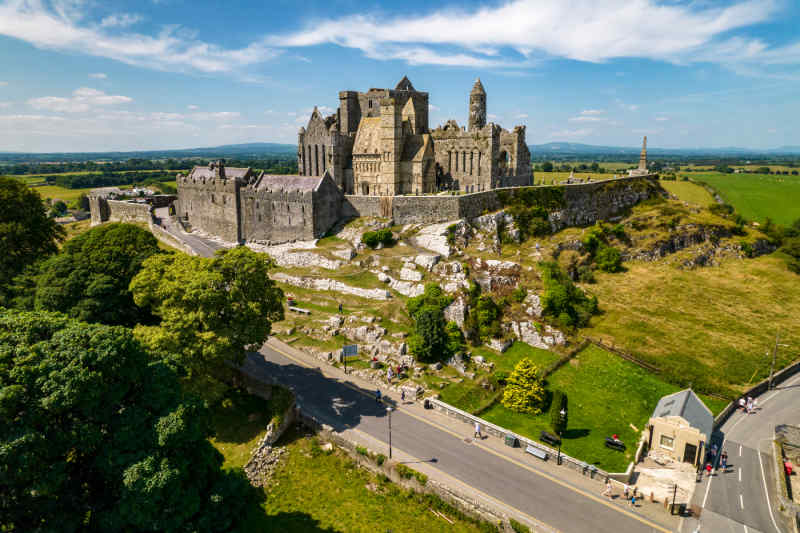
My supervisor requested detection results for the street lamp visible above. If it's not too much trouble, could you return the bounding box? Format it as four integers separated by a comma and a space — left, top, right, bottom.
557, 408, 566, 465
386, 406, 393, 459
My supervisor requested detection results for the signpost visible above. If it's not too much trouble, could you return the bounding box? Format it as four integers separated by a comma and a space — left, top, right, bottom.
341, 344, 358, 374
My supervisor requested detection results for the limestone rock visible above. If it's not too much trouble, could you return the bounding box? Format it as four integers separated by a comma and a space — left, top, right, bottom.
414, 254, 441, 271
377, 272, 390, 283
511, 322, 566, 349
487, 338, 512, 352
409, 220, 466, 257
272, 273, 392, 301
328, 315, 344, 328
443, 297, 468, 328
388, 277, 425, 297
400, 266, 423, 281
342, 325, 387, 343
431, 362, 443, 371
524, 293, 543, 317
332, 247, 356, 261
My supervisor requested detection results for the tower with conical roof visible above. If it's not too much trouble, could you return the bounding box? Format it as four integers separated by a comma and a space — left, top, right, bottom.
468, 78, 486, 132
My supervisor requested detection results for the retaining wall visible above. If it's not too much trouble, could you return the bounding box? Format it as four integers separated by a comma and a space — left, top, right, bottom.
105, 199, 153, 224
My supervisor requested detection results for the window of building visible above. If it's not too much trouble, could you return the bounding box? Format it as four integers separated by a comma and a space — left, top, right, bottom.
659, 435, 674, 450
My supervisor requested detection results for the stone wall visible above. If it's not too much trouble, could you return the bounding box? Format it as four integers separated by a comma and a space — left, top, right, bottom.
105, 200, 152, 224
342, 175, 659, 227
176, 176, 241, 243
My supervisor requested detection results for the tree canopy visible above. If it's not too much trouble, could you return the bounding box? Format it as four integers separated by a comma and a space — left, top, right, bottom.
22, 223, 161, 326
130, 246, 284, 385
501, 358, 546, 414
0, 177, 64, 304
0, 309, 255, 532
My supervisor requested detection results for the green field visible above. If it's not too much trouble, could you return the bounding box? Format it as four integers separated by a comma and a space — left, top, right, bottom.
477, 345, 726, 472
34, 184, 94, 202
209, 388, 495, 533
659, 179, 714, 206
691, 172, 800, 226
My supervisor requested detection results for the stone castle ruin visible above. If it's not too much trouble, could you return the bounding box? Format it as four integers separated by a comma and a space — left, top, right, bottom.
90, 77, 659, 246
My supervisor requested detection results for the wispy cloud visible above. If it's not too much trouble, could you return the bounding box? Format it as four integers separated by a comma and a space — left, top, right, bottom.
0, 0, 280, 75
187, 104, 198, 110
0, 81, 7, 86
266, 0, 794, 73
88, 72, 107, 79
28, 87, 132, 113
99, 13, 142, 28
552, 128, 592, 139
580, 109, 604, 115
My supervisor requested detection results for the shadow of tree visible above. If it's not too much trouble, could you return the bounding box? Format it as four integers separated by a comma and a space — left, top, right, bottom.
563, 428, 590, 439
211, 386, 276, 445
242, 510, 343, 533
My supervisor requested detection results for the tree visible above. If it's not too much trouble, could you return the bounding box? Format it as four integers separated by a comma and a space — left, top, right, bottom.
0, 309, 256, 532
595, 245, 623, 273
49, 200, 68, 217
0, 176, 64, 304
501, 358, 546, 414
407, 305, 449, 362
130, 246, 284, 386
541, 161, 553, 172
539, 262, 598, 328
550, 390, 569, 435
25, 223, 161, 326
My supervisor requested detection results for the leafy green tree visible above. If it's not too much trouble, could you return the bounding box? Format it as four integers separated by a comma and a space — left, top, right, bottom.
49, 200, 68, 217
474, 294, 502, 339
539, 262, 598, 328
24, 223, 161, 326
0, 309, 256, 532
550, 390, 569, 435
445, 321, 465, 356
407, 305, 449, 362
541, 161, 553, 172
131, 246, 284, 385
406, 283, 453, 317
501, 358, 545, 414
0, 176, 64, 304
595, 245, 623, 273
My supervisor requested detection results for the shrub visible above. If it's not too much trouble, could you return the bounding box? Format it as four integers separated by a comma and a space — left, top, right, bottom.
511, 286, 528, 303
376, 453, 386, 466
362, 228, 393, 248
595, 245, 623, 273
610, 223, 627, 240
510, 518, 532, 533
493, 370, 509, 384
446, 224, 458, 245
356, 445, 368, 456
408, 305, 449, 362
577, 265, 596, 283
501, 358, 545, 414
539, 262, 598, 328
395, 464, 428, 485
740, 241, 754, 258
709, 203, 734, 217
474, 294, 502, 340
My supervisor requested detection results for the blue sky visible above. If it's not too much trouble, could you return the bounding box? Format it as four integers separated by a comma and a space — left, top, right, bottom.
0, 0, 798, 152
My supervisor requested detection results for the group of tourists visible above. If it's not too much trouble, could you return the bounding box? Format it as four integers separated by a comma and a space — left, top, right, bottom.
602, 481, 638, 507
738, 396, 758, 414
703, 443, 729, 476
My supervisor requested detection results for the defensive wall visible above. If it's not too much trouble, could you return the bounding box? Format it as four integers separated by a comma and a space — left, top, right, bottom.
342, 174, 660, 226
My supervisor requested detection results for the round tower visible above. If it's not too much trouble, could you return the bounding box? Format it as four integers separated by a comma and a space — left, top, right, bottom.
468, 78, 486, 132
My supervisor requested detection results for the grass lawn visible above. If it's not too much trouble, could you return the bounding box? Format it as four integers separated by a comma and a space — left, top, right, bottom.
659, 180, 714, 206
479, 345, 711, 472
584, 254, 800, 397
34, 184, 94, 202
691, 172, 800, 226
473, 341, 560, 374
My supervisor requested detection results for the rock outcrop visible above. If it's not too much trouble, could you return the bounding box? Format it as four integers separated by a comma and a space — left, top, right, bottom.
272, 273, 392, 300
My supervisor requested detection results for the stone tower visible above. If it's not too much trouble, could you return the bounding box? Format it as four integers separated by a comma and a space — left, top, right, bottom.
379, 98, 403, 196
638, 136, 648, 171
468, 78, 486, 132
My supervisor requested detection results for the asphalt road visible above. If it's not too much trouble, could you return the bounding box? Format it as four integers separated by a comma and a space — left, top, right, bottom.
690, 373, 800, 533
248, 345, 672, 533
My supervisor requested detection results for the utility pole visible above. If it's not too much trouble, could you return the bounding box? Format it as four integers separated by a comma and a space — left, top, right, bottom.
769, 331, 779, 390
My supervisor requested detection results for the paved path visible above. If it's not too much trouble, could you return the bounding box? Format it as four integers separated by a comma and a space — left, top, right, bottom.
243, 339, 678, 533
685, 373, 800, 533
153, 207, 226, 258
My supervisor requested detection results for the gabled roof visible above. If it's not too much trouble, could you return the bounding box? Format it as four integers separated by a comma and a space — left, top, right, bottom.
471, 78, 485, 94
254, 174, 325, 192
353, 117, 382, 154
188, 165, 252, 180
395, 75, 415, 91
652, 389, 714, 440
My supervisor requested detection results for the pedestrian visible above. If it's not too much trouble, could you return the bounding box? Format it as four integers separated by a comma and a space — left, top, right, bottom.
602, 481, 612, 498
401, 389, 405, 402
376, 389, 382, 403
721, 452, 728, 472
706, 463, 712, 476
387, 367, 393, 383
474, 422, 482, 439
738, 397, 746, 411
623, 483, 630, 500
711, 443, 718, 459
630, 490, 637, 507
338, 303, 343, 314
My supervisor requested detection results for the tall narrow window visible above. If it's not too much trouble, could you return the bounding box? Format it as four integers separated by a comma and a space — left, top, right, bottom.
478, 152, 482, 176
322, 145, 327, 173
314, 145, 319, 176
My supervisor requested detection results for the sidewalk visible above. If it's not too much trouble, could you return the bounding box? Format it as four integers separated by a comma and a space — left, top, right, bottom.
261, 337, 679, 532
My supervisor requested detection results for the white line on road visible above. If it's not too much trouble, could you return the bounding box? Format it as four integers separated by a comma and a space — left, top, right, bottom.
758, 438, 782, 532
744, 525, 749, 533
739, 445, 743, 457
739, 468, 742, 482
702, 437, 724, 509
739, 494, 744, 509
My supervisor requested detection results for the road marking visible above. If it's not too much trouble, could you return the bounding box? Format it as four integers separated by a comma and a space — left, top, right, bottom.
349, 426, 560, 533
757, 438, 782, 533
739, 445, 743, 457
263, 342, 673, 533
739, 493, 744, 509
739, 468, 742, 482
745, 525, 749, 533
702, 438, 724, 509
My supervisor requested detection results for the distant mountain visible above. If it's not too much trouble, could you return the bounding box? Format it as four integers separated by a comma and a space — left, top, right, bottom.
530, 142, 800, 157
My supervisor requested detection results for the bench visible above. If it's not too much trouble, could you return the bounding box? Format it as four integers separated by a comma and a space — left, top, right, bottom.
288, 306, 311, 315
604, 437, 626, 451
525, 445, 548, 461
540, 431, 561, 446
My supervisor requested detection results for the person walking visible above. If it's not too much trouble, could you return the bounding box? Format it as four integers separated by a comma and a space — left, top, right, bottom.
738, 397, 746, 411
375, 389, 382, 403
721, 451, 728, 472
387, 367, 393, 384
602, 481, 612, 498
623, 483, 630, 500
401, 388, 405, 402
706, 463, 713, 477
630, 490, 637, 507
474, 422, 482, 439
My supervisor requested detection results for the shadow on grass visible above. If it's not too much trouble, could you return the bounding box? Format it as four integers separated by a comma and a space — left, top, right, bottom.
563, 428, 590, 439
211, 387, 275, 445
243, 510, 343, 533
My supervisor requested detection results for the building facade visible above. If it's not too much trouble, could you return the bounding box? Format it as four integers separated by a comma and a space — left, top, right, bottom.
298, 76, 531, 195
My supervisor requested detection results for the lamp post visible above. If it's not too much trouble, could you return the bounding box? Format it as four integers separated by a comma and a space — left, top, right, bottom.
386, 407, 393, 459
557, 408, 566, 465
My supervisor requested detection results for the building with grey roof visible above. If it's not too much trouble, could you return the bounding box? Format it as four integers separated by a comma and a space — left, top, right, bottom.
647, 389, 714, 467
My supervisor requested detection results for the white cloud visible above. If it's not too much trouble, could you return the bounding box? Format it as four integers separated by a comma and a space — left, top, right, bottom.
0, 81, 8, 86
569, 115, 604, 122
88, 72, 107, 79
28, 87, 132, 113
616, 99, 639, 112
0, 1, 280, 75
99, 13, 142, 28
551, 128, 592, 138
187, 104, 198, 110
267, 0, 792, 72
516, 113, 529, 119
580, 109, 604, 115
655, 116, 669, 121
190, 111, 240, 120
